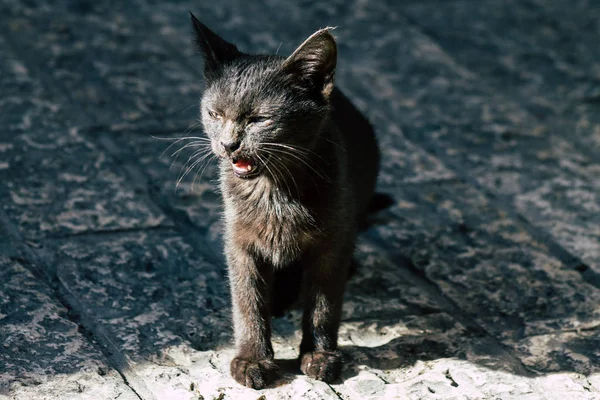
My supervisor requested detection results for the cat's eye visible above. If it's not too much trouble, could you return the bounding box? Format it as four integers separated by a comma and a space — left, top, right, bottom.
247, 116, 271, 124
208, 110, 222, 120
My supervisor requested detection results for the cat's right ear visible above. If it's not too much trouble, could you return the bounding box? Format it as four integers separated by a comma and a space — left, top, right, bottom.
282, 28, 337, 98
190, 13, 241, 79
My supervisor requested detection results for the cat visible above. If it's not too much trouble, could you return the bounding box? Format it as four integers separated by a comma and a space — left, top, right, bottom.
190, 13, 380, 389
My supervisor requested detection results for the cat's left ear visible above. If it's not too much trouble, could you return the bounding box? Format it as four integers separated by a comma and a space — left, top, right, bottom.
282, 28, 337, 98
190, 12, 241, 79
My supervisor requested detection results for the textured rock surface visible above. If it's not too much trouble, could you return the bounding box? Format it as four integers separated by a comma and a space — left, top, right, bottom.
1, 0, 600, 399
0, 226, 138, 400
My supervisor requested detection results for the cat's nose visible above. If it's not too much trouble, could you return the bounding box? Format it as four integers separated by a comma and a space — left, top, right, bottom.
221, 141, 241, 155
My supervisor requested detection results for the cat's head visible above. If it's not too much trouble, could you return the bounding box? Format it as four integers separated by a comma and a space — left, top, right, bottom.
191, 13, 337, 179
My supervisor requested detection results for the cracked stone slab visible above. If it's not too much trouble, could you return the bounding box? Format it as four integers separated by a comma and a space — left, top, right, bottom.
401, 0, 594, 109
403, 0, 600, 153
338, 359, 599, 400
372, 181, 600, 379
514, 176, 600, 273
0, 0, 202, 131
42, 227, 544, 399
0, 27, 169, 240
0, 34, 73, 135
394, 118, 600, 273
101, 130, 225, 256
395, 0, 600, 273
0, 126, 169, 239
0, 255, 138, 400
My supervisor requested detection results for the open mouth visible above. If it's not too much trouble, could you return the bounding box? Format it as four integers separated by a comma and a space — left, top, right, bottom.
231, 156, 260, 178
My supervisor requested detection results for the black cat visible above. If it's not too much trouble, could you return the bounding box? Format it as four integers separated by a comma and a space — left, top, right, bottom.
191, 13, 380, 389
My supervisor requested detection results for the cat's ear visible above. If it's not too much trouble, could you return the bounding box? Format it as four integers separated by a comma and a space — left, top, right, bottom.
282, 28, 337, 98
190, 12, 241, 78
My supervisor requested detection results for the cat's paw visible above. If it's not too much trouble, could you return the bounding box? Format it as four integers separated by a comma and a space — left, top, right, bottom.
300, 350, 343, 382
230, 357, 279, 389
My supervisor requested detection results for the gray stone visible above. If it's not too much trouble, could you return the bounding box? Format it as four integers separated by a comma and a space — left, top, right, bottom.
0, 34, 72, 135
0, 126, 169, 239
0, 27, 168, 240
399, 0, 600, 272
0, 255, 138, 400
368, 181, 600, 381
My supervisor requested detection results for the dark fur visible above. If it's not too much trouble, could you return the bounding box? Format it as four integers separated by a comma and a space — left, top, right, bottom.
191, 14, 379, 389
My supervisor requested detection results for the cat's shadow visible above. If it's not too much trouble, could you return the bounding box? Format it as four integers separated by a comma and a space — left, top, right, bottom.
272, 359, 302, 387
269, 334, 442, 387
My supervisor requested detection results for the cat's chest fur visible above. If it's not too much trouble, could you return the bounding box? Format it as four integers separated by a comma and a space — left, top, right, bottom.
221, 172, 321, 267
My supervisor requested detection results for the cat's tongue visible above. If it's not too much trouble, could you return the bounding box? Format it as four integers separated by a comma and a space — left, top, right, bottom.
232, 157, 256, 176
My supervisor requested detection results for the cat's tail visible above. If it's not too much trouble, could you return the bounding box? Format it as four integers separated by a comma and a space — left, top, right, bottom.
367, 192, 394, 214
359, 192, 394, 232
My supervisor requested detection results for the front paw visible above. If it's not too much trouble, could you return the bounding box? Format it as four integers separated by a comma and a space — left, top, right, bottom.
230, 357, 279, 389
300, 350, 343, 382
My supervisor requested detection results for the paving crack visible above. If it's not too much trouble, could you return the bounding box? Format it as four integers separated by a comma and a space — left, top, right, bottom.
50, 224, 175, 240
0, 209, 152, 400
363, 236, 539, 378
208, 353, 219, 371
398, 8, 600, 288
326, 383, 345, 400
444, 368, 459, 387
0, 3, 224, 267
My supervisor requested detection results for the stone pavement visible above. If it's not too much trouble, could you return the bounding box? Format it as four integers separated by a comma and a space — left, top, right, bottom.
1, 0, 600, 398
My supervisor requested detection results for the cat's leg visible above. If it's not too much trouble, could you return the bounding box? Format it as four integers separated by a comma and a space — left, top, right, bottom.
227, 250, 278, 389
298, 247, 351, 382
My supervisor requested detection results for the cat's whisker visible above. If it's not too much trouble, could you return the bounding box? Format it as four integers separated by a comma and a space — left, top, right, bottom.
263, 142, 329, 164
260, 151, 296, 197
177, 152, 214, 188
150, 121, 203, 143
179, 146, 212, 171
270, 154, 300, 197
262, 147, 322, 180
168, 122, 203, 159
176, 148, 213, 186
261, 146, 330, 182
182, 120, 203, 136
255, 153, 274, 182
153, 135, 208, 143
171, 144, 211, 173
154, 134, 193, 159
261, 143, 332, 182
268, 158, 289, 194
275, 151, 320, 192
181, 103, 200, 114
317, 135, 346, 153
168, 134, 210, 166
179, 145, 212, 171
155, 130, 208, 159
191, 154, 218, 193
171, 140, 211, 157
256, 153, 288, 196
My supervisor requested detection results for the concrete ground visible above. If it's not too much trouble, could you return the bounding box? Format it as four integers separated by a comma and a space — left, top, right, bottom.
1, 0, 600, 399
